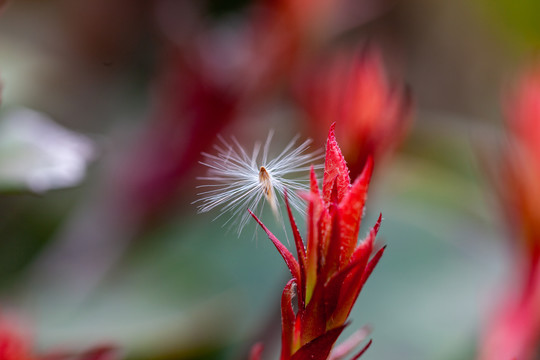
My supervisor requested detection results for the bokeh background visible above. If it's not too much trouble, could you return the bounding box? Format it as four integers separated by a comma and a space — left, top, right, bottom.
1, 0, 539, 359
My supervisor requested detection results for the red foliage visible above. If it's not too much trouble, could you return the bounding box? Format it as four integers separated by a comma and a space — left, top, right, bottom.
0, 312, 120, 360
297, 48, 411, 178
479, 65, 540, 360
0, 314, 32, 360
250, 124, 383, 360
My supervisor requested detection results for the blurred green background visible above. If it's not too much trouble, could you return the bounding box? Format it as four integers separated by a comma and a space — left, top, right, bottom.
0, 0, 537, 359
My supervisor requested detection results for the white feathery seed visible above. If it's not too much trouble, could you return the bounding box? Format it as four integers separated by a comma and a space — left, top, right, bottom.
194, 131, 324, 235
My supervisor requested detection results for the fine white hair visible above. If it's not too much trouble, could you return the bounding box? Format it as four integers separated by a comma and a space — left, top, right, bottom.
194, 131, 324, 236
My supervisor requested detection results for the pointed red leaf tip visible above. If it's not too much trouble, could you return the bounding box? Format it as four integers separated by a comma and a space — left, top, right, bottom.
373, 212, 382, 234
249, 210, 301, 284
284, 190, 307, 262
360, 245, 386, 290
323, 123, 350, 204
349, 339, 373, 360
350, 213, 381, 265
249, 343, 264, 360
329, 326, 371, 360
306, 166, 324, 228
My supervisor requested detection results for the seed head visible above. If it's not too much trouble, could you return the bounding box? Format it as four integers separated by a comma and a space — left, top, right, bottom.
194, 131, 324, 235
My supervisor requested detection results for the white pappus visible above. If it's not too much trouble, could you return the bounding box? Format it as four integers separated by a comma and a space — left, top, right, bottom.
194, 130, 324, 236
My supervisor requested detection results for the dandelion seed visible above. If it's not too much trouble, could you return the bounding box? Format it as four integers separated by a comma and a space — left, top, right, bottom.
194, 131, 324, 235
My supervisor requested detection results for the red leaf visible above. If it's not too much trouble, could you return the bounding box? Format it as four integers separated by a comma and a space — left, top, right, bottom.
350, 215, 381, 264
291, 325, 347, 360
78, 345, 119, 360
309, 165, 322, 199
301, 278, 327, 344
306, 167, 324, 302
0, 314, 33, 360
373, 212, 382, 233
285, 191, 307, 309
307, 168, 324, 259
338, 157, 373, 264
41, 345, 120, 360
323, 123, 350, 204
316, 207, 332, 278
249, 343, 264, 360
324, 236, 374, 327
350, 339, 372, 360
249, 210, 301, 283
329, 175, 340, 205
321, 204, 342, 280
333, 245, 386, 326
328, 327, 371, 360
358, 245, 386, 295
281, 279, 298, 360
